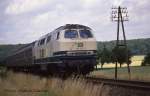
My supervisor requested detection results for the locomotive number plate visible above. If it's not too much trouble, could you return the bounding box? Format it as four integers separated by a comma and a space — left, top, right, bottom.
77, 42, 83, 47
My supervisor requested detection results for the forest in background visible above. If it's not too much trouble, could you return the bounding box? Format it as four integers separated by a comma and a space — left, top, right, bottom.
97, 38, 150, 55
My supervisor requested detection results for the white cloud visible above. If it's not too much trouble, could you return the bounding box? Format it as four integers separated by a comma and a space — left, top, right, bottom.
113, 0, 125, 6
5, 0, 50, 15
31, 6, 109, 33
81, 0, 99, 7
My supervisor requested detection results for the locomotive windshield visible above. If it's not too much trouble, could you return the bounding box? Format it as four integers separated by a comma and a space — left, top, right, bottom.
79, 30, 93, 38
65, 30, 78, 38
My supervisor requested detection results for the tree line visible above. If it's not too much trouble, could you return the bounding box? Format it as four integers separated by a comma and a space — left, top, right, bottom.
97, 44, 150, 68
97, 38, 150, 55
97, 44, 132, 68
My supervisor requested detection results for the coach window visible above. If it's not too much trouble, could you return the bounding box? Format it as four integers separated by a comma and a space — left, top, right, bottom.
65, 30, 78, 38
46, 35, 51, 43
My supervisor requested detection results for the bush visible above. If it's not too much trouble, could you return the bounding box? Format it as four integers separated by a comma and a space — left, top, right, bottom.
142, 53, 150, 66
0, 66, 7, 79
112, 46, 132, 67
97, 45, 112, 68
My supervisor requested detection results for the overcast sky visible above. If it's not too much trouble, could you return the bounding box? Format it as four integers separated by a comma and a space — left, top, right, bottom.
0, 0, 150, 44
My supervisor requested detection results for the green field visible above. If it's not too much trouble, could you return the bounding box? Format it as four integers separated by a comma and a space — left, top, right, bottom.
91, 55, 150, 81
90, 66, 150, 81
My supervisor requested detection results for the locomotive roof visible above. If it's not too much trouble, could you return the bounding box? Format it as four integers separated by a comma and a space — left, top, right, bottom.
39, 24, 91, 40
56, 24, 91, 30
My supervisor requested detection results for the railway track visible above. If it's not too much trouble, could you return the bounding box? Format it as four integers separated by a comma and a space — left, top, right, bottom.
85, 77, 150, 91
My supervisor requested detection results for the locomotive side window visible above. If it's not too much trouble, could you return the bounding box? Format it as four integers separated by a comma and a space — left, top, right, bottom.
40, 38, 45, 45
46, 35, 51, 43
38, 41, 40, 46
56, 32, 60, 40
65, 30, 78, 38
79, 30, 93, 38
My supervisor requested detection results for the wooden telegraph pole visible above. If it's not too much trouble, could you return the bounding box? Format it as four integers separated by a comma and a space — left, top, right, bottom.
111, 6, 130, 79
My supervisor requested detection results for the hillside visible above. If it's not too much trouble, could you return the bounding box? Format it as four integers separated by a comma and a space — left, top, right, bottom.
0, 44, 26, 61
0, 38, 150, 61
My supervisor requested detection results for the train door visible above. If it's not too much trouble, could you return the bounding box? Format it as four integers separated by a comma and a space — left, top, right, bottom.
38, 38, 46, 59
46, 35, 52, 57
51, 32, 60, 54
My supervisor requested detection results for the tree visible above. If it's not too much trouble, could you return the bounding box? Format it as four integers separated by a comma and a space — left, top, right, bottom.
96, 48, 101, 69
98, 45, 111, 68
142, 53, 150, 66
111, 46, 132, 67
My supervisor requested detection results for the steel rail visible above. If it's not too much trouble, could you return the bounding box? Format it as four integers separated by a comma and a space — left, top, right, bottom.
85, 77, 150, 90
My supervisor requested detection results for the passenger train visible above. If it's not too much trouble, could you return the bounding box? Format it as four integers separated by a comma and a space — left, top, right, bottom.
3, 24, 97, 75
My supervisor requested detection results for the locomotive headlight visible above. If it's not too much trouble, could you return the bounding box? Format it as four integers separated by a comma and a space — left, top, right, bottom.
87, 51, 96, 55
67, 51, 75, 56
87, 51, 92, 54
88, 51, 95, 54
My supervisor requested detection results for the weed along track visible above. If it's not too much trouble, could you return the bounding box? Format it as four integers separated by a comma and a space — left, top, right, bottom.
0, 71, 106, 96
1, 71, 150, 96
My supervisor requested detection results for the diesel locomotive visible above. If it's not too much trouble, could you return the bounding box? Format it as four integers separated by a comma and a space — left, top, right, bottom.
3, 24, 97, 75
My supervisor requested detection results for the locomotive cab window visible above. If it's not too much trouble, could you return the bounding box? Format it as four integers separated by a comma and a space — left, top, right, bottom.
79, 30, 93, 38
64, 30, 78, 38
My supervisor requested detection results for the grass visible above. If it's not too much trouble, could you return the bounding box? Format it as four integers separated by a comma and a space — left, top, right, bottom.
90, 66, 150, 81
0, 71, 110, 96
92, 55, 150, 81
0, 71, 47, 96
